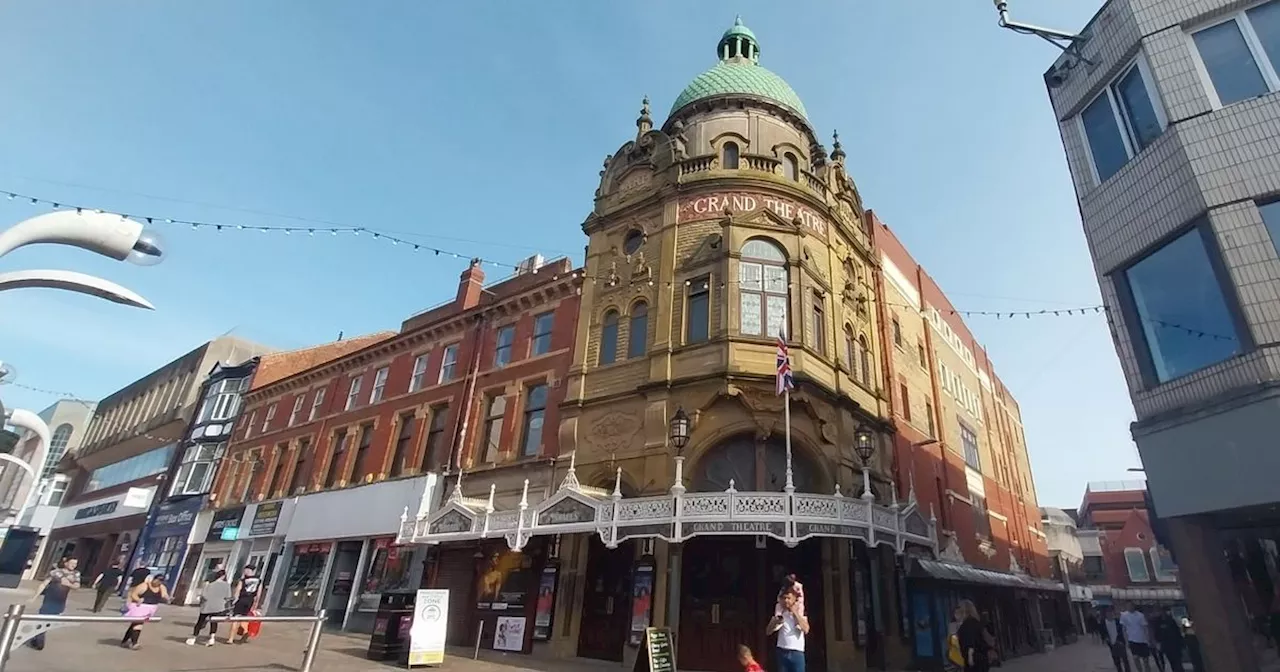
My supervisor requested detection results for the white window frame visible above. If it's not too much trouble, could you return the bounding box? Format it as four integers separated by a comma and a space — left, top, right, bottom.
439, 344, 459, 383
170, 442, 227, 497
309, 388, 325, 421
1125, 546, 1152, 582
289, 395, 305, 426
1150, 546, 1178, 583
410, 354, 429, 392
244, 410, 256, 438
1075, 56, 1167, 185
1186, 3, 1280, 110
261, 403, 276, 433
346, 375, 362, 411
370, 367, 389, 404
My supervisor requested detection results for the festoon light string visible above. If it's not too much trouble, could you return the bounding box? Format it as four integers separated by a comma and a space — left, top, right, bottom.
1, 187, 520, 273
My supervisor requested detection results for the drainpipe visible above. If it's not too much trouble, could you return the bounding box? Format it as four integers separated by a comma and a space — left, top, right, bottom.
447, 314, 488, 478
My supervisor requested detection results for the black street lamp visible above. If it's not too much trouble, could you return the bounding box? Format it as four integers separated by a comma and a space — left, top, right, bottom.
669, 407, 691, 454
669, 407, 691, 496
854, 424, 876, 501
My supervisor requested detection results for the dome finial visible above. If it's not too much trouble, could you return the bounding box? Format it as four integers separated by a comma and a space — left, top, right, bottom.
636, 95, 653, 136
831, 129, 846, 162
719, 16, 760, 63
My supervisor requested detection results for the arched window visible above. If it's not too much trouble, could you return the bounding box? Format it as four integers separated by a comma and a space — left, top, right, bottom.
628, 302, 649, 359
722, 142, 740, 170
858, 336, 872, 387
44, 424, 74, 477
739, 238, 788, 338
783, 153, 799, 181
843, 324, 856, 370
692, 434, 819, 493
599, 310, 620, 365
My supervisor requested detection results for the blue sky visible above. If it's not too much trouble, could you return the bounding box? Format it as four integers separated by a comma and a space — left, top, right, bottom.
0, 1, 1129, 507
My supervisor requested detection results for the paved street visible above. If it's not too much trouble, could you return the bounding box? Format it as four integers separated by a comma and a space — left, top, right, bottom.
0, 585, 1154, 672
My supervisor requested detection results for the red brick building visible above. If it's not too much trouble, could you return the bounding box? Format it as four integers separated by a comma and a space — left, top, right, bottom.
209, 257, 581, 631
872, 212, 1063, 658
1076, 482, 1181, 606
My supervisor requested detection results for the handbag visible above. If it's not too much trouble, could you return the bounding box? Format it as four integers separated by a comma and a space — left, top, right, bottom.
947, 634, 965, 666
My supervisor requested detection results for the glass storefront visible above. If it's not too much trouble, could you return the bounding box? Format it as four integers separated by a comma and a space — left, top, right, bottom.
357, 537, 413, 613
278, 543, 331, 611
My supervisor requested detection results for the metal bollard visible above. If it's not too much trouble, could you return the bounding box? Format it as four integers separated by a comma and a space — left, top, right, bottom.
299, 609, 326, 672
0, 604, 23, 672
473, 620, 484, 660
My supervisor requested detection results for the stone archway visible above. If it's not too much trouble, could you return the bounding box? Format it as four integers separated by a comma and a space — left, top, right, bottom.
690, 433, 824, 493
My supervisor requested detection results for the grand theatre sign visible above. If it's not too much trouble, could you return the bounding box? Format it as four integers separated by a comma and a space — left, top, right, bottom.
397, 457, 937, 554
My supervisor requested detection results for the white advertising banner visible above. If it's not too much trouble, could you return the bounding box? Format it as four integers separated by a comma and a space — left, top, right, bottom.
408, 589, 448, 667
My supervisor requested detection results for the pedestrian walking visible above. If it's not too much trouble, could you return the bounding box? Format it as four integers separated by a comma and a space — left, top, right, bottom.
1120, 603, 1153, 672
226, 566, 262, 644
91, 560, 124, 613
121, 574, 169, 650
188, 570, 232, 646
1153, 608, 1185, 672
27, 558, 80, 651
1101, 607, 1131, 672
766, 588, 809, 672
955, 600, 991, 672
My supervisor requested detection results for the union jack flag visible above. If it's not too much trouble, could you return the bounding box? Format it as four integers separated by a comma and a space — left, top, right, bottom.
776, 331, 794, 396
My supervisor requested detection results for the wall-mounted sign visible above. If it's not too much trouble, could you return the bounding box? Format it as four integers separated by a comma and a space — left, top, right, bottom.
74, 501, 117, 520
207, 506, 246, 542
250, 501, 282, 536
795, 522, 867, 540
617, 524, 675, 543
685, 521, 786, 537
536, 498, 596, 526
149, 497, 204, 539
678, 191, 829, 236
220, 527, 240, 541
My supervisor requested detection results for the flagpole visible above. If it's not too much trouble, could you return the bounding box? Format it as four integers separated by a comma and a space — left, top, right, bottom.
784, 387, 794, 493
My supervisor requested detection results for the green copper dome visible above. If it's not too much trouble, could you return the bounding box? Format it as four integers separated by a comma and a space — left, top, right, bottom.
669, 17, 808, 120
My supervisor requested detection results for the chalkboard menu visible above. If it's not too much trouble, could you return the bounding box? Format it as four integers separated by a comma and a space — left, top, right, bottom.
633, 627, 675, 672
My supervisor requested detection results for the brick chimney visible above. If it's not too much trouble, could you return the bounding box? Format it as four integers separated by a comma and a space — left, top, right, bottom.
456, 258, 486, 310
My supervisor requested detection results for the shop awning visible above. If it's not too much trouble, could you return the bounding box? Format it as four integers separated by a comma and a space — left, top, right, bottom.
911, 558, 1066, 592
1090, 586, 1183, 603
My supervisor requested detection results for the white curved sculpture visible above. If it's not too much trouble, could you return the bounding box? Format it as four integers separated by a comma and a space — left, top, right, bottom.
3, 408, 50, 527
0, 210, 160, 262
0, 269, 154, 309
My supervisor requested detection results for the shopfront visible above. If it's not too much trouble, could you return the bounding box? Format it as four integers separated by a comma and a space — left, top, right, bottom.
136, 495, 205, 592
184, 505, 246, 606
213, 498, 294, 612
279, 473, 439, 631
45, 486, 155, 581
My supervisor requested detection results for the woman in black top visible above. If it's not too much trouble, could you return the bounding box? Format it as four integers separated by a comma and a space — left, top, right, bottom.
955, 600, 990, 672
121, 575, 169, 650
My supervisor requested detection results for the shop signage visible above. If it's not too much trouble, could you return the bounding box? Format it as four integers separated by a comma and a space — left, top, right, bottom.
75, 501, 118, 520
617, 524, 675, 542
150, 497, 204, 539
532, 564, 558, 641
297, 542, 332, 554
220, 527, 240, 541
685, 521, 786, 537
634, 627, 675, 672
536, 498, 596, 526
250, 501, 282, 536
678, 191, 828, 236
493, 616, 526, 652
795, 522, 867, 539
408, 588, 448, 666
429, 510, 472, 535
207, 506, 246, 542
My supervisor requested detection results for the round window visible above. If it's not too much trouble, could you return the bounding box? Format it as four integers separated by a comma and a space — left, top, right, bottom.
623, 229, 645, 255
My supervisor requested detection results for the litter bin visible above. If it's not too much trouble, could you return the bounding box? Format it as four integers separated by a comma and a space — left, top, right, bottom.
367, 590, 416, 662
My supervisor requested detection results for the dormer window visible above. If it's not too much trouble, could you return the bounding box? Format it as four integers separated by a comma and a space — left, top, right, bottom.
198, 378, 245, 423
723, 142, 740, 170
783, 153, 799, 181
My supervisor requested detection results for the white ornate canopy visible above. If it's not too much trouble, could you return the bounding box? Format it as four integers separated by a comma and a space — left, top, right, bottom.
397, 452, 937, 554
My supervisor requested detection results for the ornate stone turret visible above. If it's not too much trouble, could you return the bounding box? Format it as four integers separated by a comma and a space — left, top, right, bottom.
636, 96, 652, 138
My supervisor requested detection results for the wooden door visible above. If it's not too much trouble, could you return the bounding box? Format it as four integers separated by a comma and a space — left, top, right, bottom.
679, 537, 763, 672
577, 537, 633, 662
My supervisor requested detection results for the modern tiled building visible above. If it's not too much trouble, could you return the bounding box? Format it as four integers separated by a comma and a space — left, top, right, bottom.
1043, 0, 1280, 667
